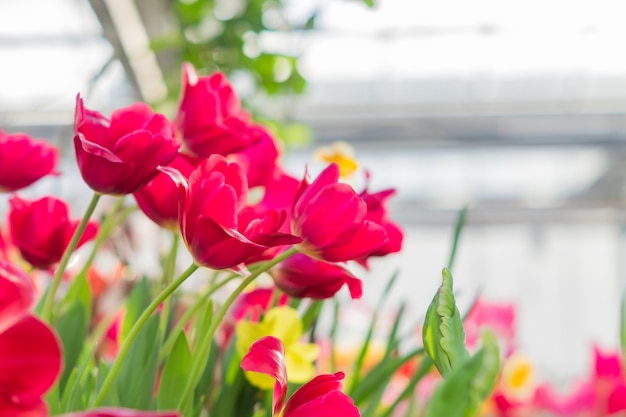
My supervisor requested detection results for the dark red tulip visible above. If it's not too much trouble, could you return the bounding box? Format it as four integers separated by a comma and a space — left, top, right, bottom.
73, 95, 180, 195
8, 195, 99, 270
241, 336, 360, 417
166, 155, 300, 271
174, 63, 253, 157
272, 253, 362, 300
0, 130, 58, 192
291, 163, 388, 263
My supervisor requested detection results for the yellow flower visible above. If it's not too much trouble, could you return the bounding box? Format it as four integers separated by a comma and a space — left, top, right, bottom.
500, 352, 536, 400
236, 306, 320, 389
315, 142, 358, 178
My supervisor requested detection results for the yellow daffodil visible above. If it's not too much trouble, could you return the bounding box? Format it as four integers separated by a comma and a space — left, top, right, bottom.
236, 306, 320, 389
315, 141, 358, 178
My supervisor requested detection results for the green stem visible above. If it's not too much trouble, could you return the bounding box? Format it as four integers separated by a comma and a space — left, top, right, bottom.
42, 192, 102, 323
177, 248, 297, 412
159, 232, 180, 340
158, 272, 239, 363
77, 199, 135, 279
91, 262, 199, 408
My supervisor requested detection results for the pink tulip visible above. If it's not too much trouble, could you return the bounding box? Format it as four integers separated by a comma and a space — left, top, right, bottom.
8, 195, 99, 270
174, 63, 253, 157
73, 95, 179, 195
0, 315, 62, 416
0, 130, 58, 192
241, 336, 360, 417
356, 184, 403, 267
0, 261, 35, 333
230, 127, 280, 188
166, 155, 300, 271
291, 163, 388, 263
134, 153, 199, 231
272, 253, 362, 299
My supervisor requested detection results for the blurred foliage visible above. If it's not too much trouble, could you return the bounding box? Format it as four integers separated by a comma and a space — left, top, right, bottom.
148, 0, 375, 148
149, 0, 374, 106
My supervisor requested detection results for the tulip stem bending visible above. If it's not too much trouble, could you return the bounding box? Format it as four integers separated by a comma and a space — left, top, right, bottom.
177, 247, 298, 412
42, 192, 102, 323
91, 262, 200, 408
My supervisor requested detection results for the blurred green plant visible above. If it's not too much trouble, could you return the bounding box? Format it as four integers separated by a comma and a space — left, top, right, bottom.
151, 0, 374, 103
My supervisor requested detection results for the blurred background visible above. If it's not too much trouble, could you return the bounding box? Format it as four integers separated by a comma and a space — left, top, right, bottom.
2, 0, 626, 387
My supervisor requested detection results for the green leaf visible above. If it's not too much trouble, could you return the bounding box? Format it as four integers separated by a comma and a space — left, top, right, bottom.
349, 271, 400, 394
447, 205, 468, 271
159, 331, 192, 410
121, 277, 152, 341
469, 331, 501, 407
55, 299, 89, 394
422, 268, 469, 378
424, 332, 500, 417
424, 356, 480, 417
351, 348, 423, 405
114, 314, 161, 409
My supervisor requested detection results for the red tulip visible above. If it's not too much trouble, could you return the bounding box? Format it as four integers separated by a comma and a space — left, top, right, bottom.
59, 409, 179, 417
272, 253, 362, 300
0, 315, 62, 417
166, 155, 300, 271
134, 153, 198, 231
8, 195, 99, 270
356, 184, 403, 267
231, 287, 289, 323
222, 287, 290, 347
291, 163, 388, 263
241, 336, 360, 417
174, 63, 253, 157
231, 127, 280, 188
0, 130, 58, 192
73, 95, 180, 195
0, 261, 35, 333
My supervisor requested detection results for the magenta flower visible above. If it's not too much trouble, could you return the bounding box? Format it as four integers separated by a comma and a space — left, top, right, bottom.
174, 63, 253, 157
73, 95, 180, 195
134, 153, 198, 231
0, 315, 62, 416
166, 155, 300, 271
241, 336, 360, 417
272, 253, 362, 300
230, 127, 280, 188
0, 129, 58, 192
291, 163, 388, 263
0, 265, 62, 417
356, 184, 403, 267
0, 261, 34, 333
8, 195, 99, 270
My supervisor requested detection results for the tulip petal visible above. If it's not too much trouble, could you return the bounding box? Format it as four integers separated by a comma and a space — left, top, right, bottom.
241, 336, 289, 416
0, 261, 35, 333
283, 373, 360, 417
296, 183, 366, 248
293, 163, 340, 220
320, 220, 388, 263
0, 315, 62, 402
